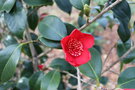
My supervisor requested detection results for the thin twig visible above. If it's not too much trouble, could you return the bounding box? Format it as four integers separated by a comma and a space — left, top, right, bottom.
79, 0, 122, 31
37, 48, 53, 58
109, 69, 119, 75
26, 27, 38, 72
102, 45, 135, 74
103, 44, 116, 66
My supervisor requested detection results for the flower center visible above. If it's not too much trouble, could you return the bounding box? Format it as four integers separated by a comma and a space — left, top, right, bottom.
67, 38, 83, 57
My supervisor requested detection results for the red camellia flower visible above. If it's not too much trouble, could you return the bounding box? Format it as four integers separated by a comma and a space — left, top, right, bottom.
61, 29, 94, 67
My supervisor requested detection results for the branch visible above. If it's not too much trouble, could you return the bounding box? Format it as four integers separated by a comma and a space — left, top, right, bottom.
26, 27, 38, 72
79, 0, 122, 31
77, 67, 82, 90
102, 45, 135, 74
42, 67, 92, 86
37, 48, 52, 58
103, 44, 116, 66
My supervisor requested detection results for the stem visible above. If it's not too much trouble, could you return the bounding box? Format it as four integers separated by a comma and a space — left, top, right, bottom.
79, 0, 122, 31
77, 67, 82, 90
25, 27, 38, 72
37, 48, 52, 58
42, 66, 92, 85
103, 44, 116, 66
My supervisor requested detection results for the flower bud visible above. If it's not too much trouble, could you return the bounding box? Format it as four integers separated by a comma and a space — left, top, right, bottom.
39, 13, 48, 21
38, 64, 44, 70
83, 4, 90, 17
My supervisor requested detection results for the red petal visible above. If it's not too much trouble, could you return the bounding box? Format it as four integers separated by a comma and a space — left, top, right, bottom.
61, 36, 70, 52
65, 52, 79, 66
69, 29, 83, 39
69, 29, 94, 48
80, 33, 94, 49
74, 50, 91, 66
65, 49, 91, 67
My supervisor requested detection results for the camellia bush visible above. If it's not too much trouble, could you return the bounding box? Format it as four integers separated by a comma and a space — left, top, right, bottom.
0, 0, 135, 90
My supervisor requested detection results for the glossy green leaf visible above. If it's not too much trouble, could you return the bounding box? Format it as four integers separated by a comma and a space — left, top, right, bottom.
65, 23, 76, 35
23, 0, 53, 6
50, 58, 75, 71
41, 70, 61, 90
38, 15, 67, 41
0, 44, 22, 84
111, 0, 131, 42
117, 40, 131, 57
55, 0, 72, 14
118, 67, 135, 89
39, 37, 61, 49
27, 8, 39, 31
99, 76, 108, 85
69, 76, 77, 86
117, 21, 131, 43
0, 0, 16, 12
70, 0, 90, 10
122, 49, 135, 64
4, 1, 27, 38
29, 71, 44, 90
21, 61, 34, 78
78, 15, 86, 27
116, 40, 135, 64
94, 0, 107, 5
2, 35, 18, 47
79, 48, 102, 80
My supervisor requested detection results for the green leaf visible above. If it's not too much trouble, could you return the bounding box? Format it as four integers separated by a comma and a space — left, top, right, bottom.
38, 15, 67, 41
2, 35, 18, 47
117, 21, 131, 43
65, 23, 76, 35
23, 0, 53, 6
55, 0, 72, 14
39, 37, 61, 49
29, 71, 44, 90
27, 8, 39, 31
111, 0, 131, 42
79, 48, 102, 81
0, 0, 16, 12
118, 67, 135, 89
99, 76, 108, 85
50, 58, 75, 71
0, 44, 22, 84
122, 49, 135, 64
69, 76, 77, 86
70, 0, 90, 10
78, 15, 86, 27
94, 0, 107, 5
116, 40, 135, 64
21, 61, 34, 78
4, 1, 27, 38
117, 40, 131, 57
41, 70, 61, 90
